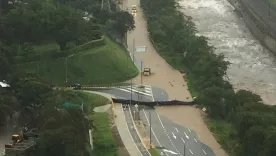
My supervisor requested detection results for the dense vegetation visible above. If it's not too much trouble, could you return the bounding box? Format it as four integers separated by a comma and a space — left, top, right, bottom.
0, 0, 138, 86
0, 0, 136, 155
141, 0, 276, 155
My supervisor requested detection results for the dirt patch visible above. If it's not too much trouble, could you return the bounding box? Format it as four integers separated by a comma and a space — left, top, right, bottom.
135, 121, 151, 149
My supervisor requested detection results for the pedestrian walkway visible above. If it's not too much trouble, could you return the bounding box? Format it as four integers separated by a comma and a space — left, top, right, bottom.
118, 85, 153, 97
114, 103, 143, 156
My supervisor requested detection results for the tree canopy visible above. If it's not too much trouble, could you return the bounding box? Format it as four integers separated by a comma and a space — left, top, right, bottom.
141, 0, 276, 155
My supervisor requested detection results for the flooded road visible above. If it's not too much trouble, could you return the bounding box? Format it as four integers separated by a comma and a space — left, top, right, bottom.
179, 0, 276, 104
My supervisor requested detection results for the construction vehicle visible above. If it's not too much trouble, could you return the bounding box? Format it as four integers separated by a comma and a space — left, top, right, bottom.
5, 127, 38, 156
143, 68, 151, 76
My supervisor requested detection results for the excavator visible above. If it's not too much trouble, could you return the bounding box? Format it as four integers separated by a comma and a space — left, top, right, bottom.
5, 127, 38, 155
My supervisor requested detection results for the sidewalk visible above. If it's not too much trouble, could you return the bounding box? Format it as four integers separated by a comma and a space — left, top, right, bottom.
114, 103, 142, 156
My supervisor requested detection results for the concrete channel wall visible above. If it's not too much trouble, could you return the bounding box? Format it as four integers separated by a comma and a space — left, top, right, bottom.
227, 0, 276, 55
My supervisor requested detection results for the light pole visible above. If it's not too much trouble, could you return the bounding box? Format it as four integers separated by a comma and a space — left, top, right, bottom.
65, 57, 68, 84
149, 111, 152, 148
268, 0, 271, 19
183, 141, 186, 156
140, 61, 143, 85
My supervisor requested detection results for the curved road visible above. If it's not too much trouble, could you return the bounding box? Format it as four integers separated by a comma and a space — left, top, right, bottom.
88, 86, 215, 156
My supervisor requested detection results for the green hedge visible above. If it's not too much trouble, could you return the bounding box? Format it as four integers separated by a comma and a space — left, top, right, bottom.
15, 36, 105, 64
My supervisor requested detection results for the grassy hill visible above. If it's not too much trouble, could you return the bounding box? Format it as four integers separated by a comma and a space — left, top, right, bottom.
18, 36, 139, 85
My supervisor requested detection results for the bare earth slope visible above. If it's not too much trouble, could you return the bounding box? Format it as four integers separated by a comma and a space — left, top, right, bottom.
124, 0, 228, 155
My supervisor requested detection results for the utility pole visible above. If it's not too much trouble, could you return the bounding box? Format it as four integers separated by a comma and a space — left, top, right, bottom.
132, 38, 135, 61
183, 142, 186, 156
140, 61, 143, 85
130, 78, 133, 106
65, 57, 68, 85
149, 111, 152, 148
268, 0, 271, 19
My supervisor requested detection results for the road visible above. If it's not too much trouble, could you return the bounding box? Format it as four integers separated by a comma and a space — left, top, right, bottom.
123, 104, 151, 156
90, 86, 215, 156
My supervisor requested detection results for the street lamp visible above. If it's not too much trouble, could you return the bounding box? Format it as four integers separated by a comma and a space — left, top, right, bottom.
183, 141, 186, 156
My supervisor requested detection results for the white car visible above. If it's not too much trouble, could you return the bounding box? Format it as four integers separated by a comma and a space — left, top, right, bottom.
131, 5, 137, 13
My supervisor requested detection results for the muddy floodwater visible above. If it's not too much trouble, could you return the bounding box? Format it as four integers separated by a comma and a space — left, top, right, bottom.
179, 0, 276, 104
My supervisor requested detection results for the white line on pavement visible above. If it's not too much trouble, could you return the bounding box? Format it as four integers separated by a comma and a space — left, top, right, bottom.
142, 109, 169, 156
189, 149, 194, 155
194, 138, 198, 143
184, 132, 189, 139
120, 104, 143, 156
172, 132, 176, 139
188, 128, 191, 132
175, 127, 179, 132
127, 105, 151, 155
181, 138, 185, 144
156, 113, 181, 155
202, 149, 207, 154
117, 88, 152, 96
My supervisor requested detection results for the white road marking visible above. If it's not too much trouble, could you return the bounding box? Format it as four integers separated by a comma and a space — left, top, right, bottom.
156, 113, 181, 155
188, 128, 191, 132
181, 138, 186, 144
202, 149, 207, 154
117, 88, 152, 96
184, 132, 189, 139
172, 132, 176, 139
194, 138, 198, 142
175, 128, 179, 132
142, 109, 168, 156
189, 149, 194, 154
162, 149, 178, 155
127, 106, 151, 155
120, 104, 143, 156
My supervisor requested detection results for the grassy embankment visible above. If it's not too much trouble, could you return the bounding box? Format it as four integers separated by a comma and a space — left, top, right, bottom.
81, 92, 121, 156
18, 36, 139, 85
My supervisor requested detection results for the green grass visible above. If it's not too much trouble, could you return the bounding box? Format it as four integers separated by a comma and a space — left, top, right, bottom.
33, 42, 60, 54
92, 112, 119, 156
148, 148, 161, 156
19, 36, 139, 85
205, 119, 240, 156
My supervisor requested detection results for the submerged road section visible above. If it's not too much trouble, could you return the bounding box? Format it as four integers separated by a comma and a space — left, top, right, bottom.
90, 86, 215, 156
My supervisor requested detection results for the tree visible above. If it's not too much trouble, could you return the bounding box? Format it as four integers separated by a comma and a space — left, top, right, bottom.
111, 11, 135, 36
46, 4, 88, 50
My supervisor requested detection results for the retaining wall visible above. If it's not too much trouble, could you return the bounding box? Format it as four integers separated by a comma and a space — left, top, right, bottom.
228, 0, 276, 55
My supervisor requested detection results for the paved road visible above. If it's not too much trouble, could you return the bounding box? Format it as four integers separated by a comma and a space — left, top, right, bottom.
242, 0, 276, 37
91, 86, 215, 156
86, 85, 168, 102
123, 104, 151, 156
